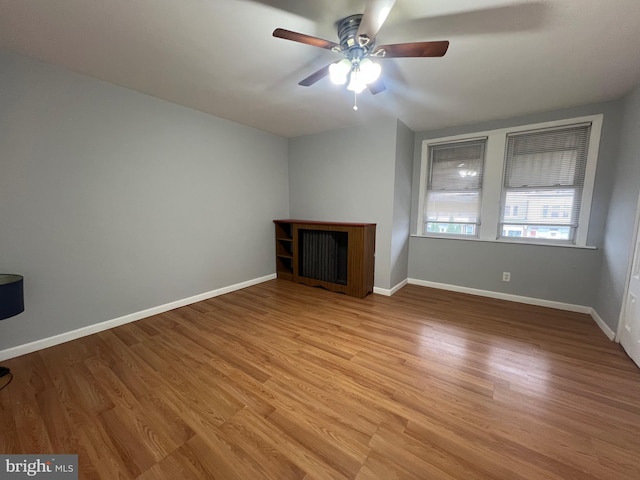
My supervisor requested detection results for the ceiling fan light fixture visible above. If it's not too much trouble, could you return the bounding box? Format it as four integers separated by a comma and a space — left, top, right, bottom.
358, 58, 381, 84
329, 59, 352, 85
347, 70, 367, 94
273, 0, 450, 101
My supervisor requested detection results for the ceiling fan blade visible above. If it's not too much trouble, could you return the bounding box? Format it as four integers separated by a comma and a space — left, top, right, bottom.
357, 0, 397, 42
383, 3, 548, 40
368, 77, 386, 95
373, 41, 449, 58
298, 63, 333, 87
273, 28, 339, 51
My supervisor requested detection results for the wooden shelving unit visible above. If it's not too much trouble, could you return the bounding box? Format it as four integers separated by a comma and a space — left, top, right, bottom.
273, 219, 376, 298
274, 221, 294, 281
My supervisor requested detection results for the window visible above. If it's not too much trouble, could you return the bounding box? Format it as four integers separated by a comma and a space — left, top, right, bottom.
417, 115, 602, 246
499, 124, 591, 243
422, 139, 486, 237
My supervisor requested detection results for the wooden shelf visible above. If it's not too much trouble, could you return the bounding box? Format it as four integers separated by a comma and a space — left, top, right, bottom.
275, 222, 293, 240
276, 239, 293, 258
273, 219, 376, 298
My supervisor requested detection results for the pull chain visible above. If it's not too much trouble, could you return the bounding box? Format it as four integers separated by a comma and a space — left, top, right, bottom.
353, 91, 358, 111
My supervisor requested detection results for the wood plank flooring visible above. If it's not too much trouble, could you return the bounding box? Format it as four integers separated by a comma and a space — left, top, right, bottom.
1, 279, 640, 479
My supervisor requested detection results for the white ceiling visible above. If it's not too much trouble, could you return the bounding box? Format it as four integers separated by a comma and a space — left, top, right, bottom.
1, 0, 640, 138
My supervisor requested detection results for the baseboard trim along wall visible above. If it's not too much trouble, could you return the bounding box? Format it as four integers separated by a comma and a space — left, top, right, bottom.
373, 279, 409, 297
407, 278, 615, 340
0, 273, 277, 362
1, 273, 616, 361
589, 308, 616, 340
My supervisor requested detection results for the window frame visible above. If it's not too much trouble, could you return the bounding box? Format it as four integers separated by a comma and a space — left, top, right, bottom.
416, 114, 603, 247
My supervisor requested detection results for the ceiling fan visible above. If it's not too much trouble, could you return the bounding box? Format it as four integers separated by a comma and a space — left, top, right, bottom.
272, 0, 449, 106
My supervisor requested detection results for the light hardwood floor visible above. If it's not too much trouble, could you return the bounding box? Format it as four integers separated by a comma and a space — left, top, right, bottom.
1, 280, 640, 479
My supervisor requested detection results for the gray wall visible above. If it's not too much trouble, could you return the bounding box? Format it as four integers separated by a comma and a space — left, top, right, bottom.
594, 84, 640, 331
390, 120, 414, 288
288, 118, 399, 289
409, 239, 601, 306
0, 53, 289, 351
408, 101, 624, 311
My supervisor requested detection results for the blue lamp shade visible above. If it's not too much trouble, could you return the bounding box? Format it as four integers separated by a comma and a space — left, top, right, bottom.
0, 274, 24, 321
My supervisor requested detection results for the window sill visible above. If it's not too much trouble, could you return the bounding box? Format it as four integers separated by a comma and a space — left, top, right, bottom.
410, 234, 598, 250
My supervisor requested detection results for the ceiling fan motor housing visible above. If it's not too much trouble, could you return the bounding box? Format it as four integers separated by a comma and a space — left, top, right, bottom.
337, 14, 372, 62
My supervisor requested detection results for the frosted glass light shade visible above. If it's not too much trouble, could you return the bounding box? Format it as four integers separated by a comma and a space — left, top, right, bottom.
347, 70, 367, 93
359, 58, 381, 84
329, 59, 351, 85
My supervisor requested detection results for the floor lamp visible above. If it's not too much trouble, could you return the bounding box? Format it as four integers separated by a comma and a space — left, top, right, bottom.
0, 274, 24, 389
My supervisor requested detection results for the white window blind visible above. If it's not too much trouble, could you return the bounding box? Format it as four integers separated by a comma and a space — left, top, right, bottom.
500, 124, 591, 243
424, 139, 486, 236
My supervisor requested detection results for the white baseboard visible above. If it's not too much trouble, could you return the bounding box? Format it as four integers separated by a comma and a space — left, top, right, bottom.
407, 278, 592, 313
2, 274, 615, 361
0, 274, 277, 362
590, 308, 616, 340
373, 279, 408, 297
407, 278, 617, 340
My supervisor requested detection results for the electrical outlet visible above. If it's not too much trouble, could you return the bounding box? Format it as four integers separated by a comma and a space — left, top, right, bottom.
502, 272, 511, 282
